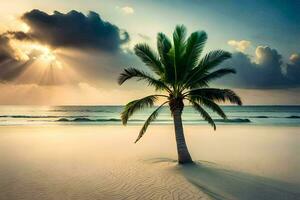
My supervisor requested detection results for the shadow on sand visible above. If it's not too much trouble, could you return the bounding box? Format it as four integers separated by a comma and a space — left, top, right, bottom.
147, 158, 300, 200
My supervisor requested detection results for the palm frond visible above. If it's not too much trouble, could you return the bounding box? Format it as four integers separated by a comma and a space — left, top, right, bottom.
186, 88, 242, 105
118, 68, 170, 91
198, 50, 231, 71
135, 101, 168, 143
190, 100, 216, 130
165, 47, 176, 84
182, 50, 231, 89
157, 32, 172, 65
157, 32, 175, 83
121, 95, 158, 125
199, 68, 235, 83
134, 44, 163, 75
184, 31, 207, 72
173, 25, 187, 82
188, 96, 227, 119
187, 68, 236, 88
173, 25, 187, 48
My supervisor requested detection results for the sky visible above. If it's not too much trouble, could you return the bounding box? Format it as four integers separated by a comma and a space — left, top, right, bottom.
0, 0, 300, 105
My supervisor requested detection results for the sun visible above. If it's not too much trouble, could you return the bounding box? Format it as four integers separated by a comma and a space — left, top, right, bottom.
27, 44, 63, 69
5, 38, 80, 85
27, 44, 54, 59
7, 36, 64, 69
39, 47, 56, 62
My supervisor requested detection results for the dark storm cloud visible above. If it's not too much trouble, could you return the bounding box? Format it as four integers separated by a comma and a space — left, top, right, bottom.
0, 34, 34, 82
0, 35, 15, 63
5, 31, 32, 41
217, 46, 300, 88
0, 31, 32, 65
21, 9, 130, 51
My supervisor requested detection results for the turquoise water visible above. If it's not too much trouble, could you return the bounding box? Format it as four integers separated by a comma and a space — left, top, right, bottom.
0, 105, 300, 126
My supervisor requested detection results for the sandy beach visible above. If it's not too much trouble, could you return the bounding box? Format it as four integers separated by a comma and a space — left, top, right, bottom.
0, 125, 299, 200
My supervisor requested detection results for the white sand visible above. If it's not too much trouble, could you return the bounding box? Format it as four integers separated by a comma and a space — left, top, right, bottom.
0, 125, 299, 200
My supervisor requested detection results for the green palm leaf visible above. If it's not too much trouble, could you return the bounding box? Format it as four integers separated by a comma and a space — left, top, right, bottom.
157, 32, 175, 83
198, 50, 232, 71
199, 68, 236, 83
121, 95, 159, 125
157, 33, 172, 65
173, 25, 187, 82
134, 44, 164, 75
182, 51, 232, 89
187, 68, 236, 88
118, 67, 170, 91
189, 96, 227, 119
190, 100, 216, 130
135, 101, 169, 143
186, 88, 242, 105
183, 31, 207, 73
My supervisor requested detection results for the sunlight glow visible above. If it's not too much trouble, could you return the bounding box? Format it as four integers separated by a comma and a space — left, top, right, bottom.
20, 22, 30, 33
11, 41, 64, 69
30, 44, 56, 61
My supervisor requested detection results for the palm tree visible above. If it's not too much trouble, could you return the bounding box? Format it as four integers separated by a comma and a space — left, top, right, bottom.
118, 25, 242, 164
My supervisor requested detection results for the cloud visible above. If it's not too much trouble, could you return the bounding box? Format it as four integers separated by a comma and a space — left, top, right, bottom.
0, 31, 34, 63
228, 40, 251, 52
21, 9, 130, 51
254, 46, 282, 66
120, 6, 135, 14
217, 46, 300, 88
0, 9, 135, 84
0, 30, 60, 82
0, 34, 34, 82
289, 53, 300, 64
286, 53, 300, 82
0, 35, 14, 63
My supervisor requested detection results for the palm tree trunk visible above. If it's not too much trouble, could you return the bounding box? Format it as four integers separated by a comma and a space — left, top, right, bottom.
172, 108, 193, 164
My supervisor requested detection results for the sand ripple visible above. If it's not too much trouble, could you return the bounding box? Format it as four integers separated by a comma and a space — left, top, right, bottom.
0, 158, 210, 200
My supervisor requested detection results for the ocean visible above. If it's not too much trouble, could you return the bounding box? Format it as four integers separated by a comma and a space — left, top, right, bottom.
0, 105, 300, 126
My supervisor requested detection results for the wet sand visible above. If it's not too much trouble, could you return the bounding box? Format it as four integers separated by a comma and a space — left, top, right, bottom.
0, 125, 299, 199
